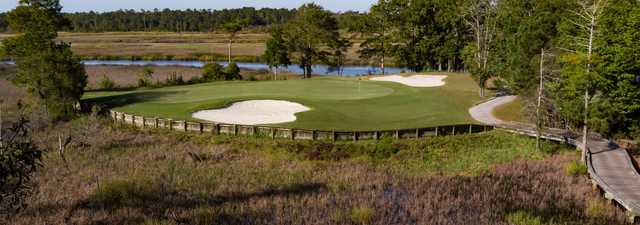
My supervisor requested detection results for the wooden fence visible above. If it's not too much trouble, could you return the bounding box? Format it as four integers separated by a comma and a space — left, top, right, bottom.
110, 110, 494, 141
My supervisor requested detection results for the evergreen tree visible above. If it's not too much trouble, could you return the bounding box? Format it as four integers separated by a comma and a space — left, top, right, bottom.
263, 26, 291, 80
1, 0, 87, 121
283, 3, 341, 78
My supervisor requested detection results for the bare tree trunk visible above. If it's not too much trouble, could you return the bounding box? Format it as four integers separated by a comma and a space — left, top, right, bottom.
273, 67, 278, 81
381, 56, 385, 75
536, 48, 545, 151
581, 1, 601, 161
228, 39, 232, 64
0, 101, 3, 148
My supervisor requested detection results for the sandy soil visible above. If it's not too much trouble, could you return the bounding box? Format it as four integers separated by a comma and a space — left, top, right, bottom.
192, 100, 311, 125
370, 75, 447, 87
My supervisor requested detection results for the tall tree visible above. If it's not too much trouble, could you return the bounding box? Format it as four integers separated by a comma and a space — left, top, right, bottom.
352, 0, 395, 75
327, 37, 352, 76
284, 3, 341, 78
222, 19, 248, 64
492, 0, 569, 149
590, 0, 640, 139
462, 0, 497, 97
263, 26, 291, 80
1, 0, 87, 121
493, 0, 570, 92
554, 0, 609, 160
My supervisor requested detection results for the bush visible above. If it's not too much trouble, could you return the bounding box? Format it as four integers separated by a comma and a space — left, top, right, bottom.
505, 211, 544, 225
98, 75, 117, 90
92, 179, 156, 207
203, 63, 225, 80
349, 206, 374, 225
138, 66, 154, 87
165, 72, 185, 86
0, 118, 43, 213
224, 62, 241, 80
585, 198, 608, 218
565, 160, 588, 176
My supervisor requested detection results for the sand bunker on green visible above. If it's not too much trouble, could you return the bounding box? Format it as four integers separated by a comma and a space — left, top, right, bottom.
84, 73, 487, 131
370, 75, 447, 87
192, 100, 311, 125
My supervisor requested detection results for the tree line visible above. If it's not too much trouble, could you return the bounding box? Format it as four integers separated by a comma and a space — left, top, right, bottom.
0, 7, 296, 32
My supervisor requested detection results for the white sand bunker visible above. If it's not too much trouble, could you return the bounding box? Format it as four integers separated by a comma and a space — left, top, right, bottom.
371, 75, 447, 87
192, 100, 311, 125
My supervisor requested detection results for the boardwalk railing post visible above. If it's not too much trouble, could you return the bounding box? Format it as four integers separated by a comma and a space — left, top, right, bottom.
332, 130, 336, 142
168, 119, 173, 131
469, 124, 473, 134
374, 131, 379, 140
234, 125, 238, 136
291, 129, 295, 140
312, 130, 317, 141
435, 127, 439, 136
353, 132, 357, 141
271, 128, 276, 139
452, 126, 456, 136
415, 128, 420, 139
154, 118, 159, 128
395, 130, 400, 140
199, 123, 204, 134
141, 116, 146, 128
183, 121, 188, 132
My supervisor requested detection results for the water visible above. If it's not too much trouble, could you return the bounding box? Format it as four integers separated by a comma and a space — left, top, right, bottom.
78, 60, 409, 76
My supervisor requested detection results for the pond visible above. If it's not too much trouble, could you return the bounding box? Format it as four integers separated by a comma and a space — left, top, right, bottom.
80, 60, 409, 77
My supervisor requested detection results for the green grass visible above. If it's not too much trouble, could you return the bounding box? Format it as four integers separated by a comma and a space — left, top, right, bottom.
84, 73, 487, 131
492, 96, 526, 123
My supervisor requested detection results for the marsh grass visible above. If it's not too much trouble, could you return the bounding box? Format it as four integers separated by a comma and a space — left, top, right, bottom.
0, 107, 628, 225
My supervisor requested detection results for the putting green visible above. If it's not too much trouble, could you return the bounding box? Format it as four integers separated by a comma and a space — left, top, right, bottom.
84, 73, 488, 131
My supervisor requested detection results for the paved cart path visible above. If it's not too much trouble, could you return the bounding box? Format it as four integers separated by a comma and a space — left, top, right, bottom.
470, 96, 640, 221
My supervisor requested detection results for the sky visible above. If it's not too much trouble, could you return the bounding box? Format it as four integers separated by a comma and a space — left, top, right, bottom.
0, 0, 376, 13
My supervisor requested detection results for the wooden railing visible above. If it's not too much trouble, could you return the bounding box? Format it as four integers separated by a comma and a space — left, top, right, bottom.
109, 110, 494, 141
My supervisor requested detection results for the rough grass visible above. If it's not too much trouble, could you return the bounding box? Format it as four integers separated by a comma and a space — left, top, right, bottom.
1, 64, 300, 91
492, 96, 526, 123
2, 114, 627, 225
0, 32, 369, 64
83, 73, 487, 131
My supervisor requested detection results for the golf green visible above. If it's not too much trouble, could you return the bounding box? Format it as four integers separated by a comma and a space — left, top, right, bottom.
83, 73, 488, 131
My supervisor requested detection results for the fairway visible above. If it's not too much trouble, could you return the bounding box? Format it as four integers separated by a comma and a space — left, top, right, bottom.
84, 73, 487, 131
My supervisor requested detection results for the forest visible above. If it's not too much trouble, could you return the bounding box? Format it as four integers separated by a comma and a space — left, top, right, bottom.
0, 7, 298, 32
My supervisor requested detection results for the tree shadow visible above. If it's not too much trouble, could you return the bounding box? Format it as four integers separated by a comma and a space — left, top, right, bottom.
62, 182, 327, 225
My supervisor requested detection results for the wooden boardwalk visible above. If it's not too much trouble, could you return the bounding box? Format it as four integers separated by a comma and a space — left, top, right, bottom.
471, 97, 640, 222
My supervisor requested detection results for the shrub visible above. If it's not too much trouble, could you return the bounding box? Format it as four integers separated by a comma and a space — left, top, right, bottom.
98, 75, 117, 90
224, 62, 241, 80
505, 211, 544, 225
203, 63, 225, 80
349, 205, 374, 225
165, 72, 185, 86
585, 198, 608, 218
92, 179, 156, 207
565, 160, 588, 176
138, 66, 154, 87
0, 118, 43, 213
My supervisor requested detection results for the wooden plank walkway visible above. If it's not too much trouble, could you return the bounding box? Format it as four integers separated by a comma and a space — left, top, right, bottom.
471, 96, 640, 222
